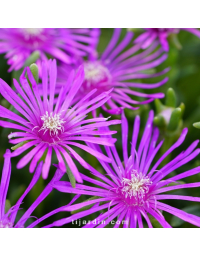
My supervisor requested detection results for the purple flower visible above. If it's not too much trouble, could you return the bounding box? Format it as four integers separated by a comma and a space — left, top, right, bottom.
0, 150, 65, 228
0, 28, 100, 72
134, 28, 200, 52
0, 59, 120, 181
50, 111, 200, 228
57, 28, 168, 115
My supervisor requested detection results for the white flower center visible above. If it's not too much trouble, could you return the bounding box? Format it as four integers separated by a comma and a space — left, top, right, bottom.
0, 220, 13, 228
39, 111, 65, 136
121, 170, 152, 200
21, 28, 44, 39
84, 61, 111, 85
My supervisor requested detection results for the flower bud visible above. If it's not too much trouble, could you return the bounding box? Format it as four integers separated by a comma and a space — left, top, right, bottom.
154, 88, 185, 137
30, 63, 39, 83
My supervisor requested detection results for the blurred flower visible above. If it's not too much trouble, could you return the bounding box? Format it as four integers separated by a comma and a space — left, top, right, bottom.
134, 28, 200, 52
50, 111, 200, 228
0, 59, 120, 181
0, 151, 65, 228
0, 28, 100, 72
57, 28, 168, 115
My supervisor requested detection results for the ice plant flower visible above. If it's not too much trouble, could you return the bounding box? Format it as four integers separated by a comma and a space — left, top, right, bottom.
49, 111, 200, 228
57, 28, 169, 115
134, 28, 200, 51
0, 150, 67, 228
0, 28, 100, 72
0, 59, 121, 182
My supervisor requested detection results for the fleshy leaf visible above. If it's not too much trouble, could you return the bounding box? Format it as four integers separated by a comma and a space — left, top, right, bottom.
193, 122, 200, 129
30, 63, 39, 83
11, 141, 29, 150
167, 108, 182, 131
153, 114, 166, 127
166, 88, 176, 108
66, 166, 76, 188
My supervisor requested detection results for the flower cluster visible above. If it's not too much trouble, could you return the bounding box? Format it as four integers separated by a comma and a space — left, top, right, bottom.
0, 28, 200, 228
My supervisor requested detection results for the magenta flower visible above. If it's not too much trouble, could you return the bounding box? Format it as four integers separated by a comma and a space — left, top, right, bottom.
134, 28, 200, 52
0, 59, 120, 182
49, 111, 200, 228
0, 28, 100, 72
0, 151, 66, 228
57, 28, 169, 115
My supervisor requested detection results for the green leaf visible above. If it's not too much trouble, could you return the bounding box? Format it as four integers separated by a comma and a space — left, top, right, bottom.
154, 99, 165, 113
66, 167, 76, 188
193, 122, 200, 129
179, 103, 185, 117
11, 140, 29, 150
62, 150, 76, 188
167, 108, 182, 131
153, 115, 166, 127
30, 63, 39, 83
166, 88, 176, 108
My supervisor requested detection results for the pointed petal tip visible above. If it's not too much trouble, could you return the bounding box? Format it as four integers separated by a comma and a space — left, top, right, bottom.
182, 127, 188, 135
135, 114, 141, 121
156, 92, 165, 98
3, 150, 11, 158
42, 172, 48, 180
163, 77, 169, 83
76, 176, 83, 183
5, 149, 11, 155
58, 162, 66, 172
